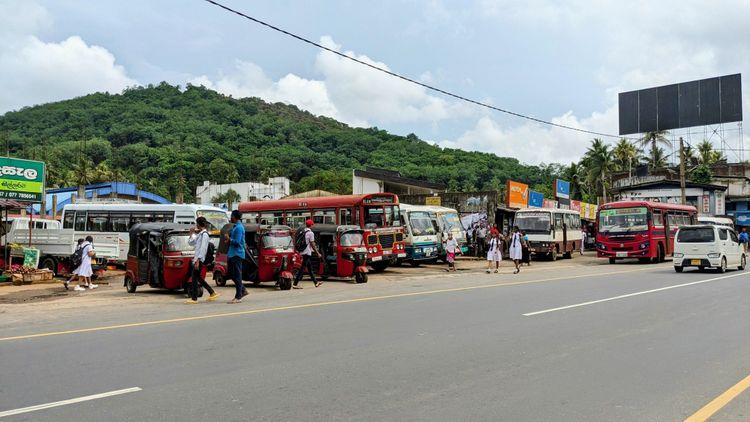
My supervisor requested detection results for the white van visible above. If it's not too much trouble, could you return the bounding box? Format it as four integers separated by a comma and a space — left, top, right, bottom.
673, 225, 746, 273
399, 204, 440, 265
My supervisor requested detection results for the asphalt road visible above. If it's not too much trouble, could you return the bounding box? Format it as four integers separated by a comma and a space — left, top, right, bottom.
1, 261, 749, 421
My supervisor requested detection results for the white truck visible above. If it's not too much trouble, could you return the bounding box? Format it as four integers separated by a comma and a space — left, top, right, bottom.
3, 217, 119, 274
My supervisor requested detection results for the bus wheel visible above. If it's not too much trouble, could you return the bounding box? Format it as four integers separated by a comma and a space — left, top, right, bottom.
656, 244, 666, 263
410, 261, 421, 267
125, 275, 137, 293
213, 271, 226, 287
608, 257, 616, 264
371, 262, 388, 273
40, 256, 58, 275
355, 272, 368, 284
563, 248, 572, 259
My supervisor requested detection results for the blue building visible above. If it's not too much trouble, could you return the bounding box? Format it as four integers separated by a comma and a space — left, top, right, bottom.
37, 182, 171, 216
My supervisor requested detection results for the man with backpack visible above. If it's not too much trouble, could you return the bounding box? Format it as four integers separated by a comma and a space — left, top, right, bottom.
185, 216, 220, 304
293, 219, 322, 289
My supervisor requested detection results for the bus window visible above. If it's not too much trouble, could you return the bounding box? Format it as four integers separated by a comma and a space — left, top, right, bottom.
152, 212, 175, 223
339, 208, 353, 225
110, 213, 131, 232
554, 213, 564, 230
364, 206, 384, 228
287, 211, 311, 228
130, 212, 151, 225
87, 212, 109, 232
74, 212, 87, 231
313, 209, 335, 225
387, 206, 401, 227
63, 212, 75, 229
653, 210, 663, 226
259, 212, 283, 225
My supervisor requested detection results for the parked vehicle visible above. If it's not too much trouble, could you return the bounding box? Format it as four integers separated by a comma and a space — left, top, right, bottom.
697, 216, 734, 228
673, 225, 746, 273
3, 216, 118, 274
596, 201, 697, 263
515, 208, 582, 260
61, 203, 229, 262
424, 206, 468, 260
213, 224, 296, 290
307, 224, 369, 283
399, 204, 439, 266
239, 193, 406, 272
123, 223, 202, 294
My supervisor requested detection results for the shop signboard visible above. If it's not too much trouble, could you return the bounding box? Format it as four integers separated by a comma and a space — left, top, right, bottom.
715, 191, 725, 215
571, 200, 581, 212
506, 180, 529, 209
0, 157, 45, 202
542, 199, 558, 209
701, 194, 710, 214
555, 179, 571, 199
528, 191, 544, 208
425, 196, 441, 206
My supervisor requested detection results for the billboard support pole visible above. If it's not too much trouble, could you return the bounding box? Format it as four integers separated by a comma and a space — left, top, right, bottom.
679, 137, 687, 205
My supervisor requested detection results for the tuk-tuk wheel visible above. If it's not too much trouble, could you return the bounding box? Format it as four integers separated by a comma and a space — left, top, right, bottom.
213, 271, 226, 287
125, 276, 137, 293
278, 277, 292, 291
355, 272, 368, 284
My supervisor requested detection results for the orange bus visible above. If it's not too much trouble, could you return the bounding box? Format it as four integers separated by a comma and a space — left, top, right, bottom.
596, 200, 697, 263
239, 193, 406, 271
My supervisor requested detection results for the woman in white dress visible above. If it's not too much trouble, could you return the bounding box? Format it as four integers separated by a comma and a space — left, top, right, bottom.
486, 232, 502, 273
508, 226, 523, 274
74, 236, 97, 291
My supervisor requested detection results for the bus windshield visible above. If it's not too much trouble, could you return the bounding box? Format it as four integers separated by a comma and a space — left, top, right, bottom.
262, 232, 293, 250
598, 207, 649, 234
197, 210, 229, 232
364, 206, 401, 228
515, 212, 551, 233
441, 212, 462, 233
409, 212, 437, 236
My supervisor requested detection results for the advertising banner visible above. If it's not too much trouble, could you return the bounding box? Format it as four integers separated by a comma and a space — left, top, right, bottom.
0, 157, 45, 202
542, 199, 558, 209
701, 194, 710, 214
555, 179, 571, 199
425, 196, 441, 206
528, 191, 544, 208
570, 200, 581, 212
506, 180, 529, 209
715, 191, 725, 215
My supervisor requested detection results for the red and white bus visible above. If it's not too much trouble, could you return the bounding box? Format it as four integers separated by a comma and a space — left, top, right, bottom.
596, 201, 697, 263
239, 193, 406, 271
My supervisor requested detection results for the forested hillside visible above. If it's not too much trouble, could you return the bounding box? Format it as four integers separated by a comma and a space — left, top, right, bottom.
0, 83, 564, 202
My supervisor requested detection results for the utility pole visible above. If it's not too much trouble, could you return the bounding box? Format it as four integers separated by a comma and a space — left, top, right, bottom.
679, 137, 687, 205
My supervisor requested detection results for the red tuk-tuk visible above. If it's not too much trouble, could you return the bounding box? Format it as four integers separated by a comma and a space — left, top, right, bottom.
124, 223, 205, 294
213, 223, 296, 290
305, 224, 369, 283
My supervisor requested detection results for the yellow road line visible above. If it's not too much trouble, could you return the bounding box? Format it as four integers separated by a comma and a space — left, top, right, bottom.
685, 373, 750, 422
0, 265, 663, 343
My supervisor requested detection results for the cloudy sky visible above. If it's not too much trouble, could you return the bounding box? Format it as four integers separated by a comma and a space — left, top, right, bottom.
1, 0, 748, 164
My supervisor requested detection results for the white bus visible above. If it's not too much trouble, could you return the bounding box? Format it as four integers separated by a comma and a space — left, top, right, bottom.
424, 206, 468, 258
60, 203, 229, 261
514, 208, 583, 260
399, 204, 440, 265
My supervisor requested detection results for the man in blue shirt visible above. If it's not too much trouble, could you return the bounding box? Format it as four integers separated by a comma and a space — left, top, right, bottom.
227, 210, 247, 303
739, 227, 749, 252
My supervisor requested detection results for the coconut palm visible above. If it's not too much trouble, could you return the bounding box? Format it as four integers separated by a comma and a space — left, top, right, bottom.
612, 138, 639, 177
644, 145, 668, 169
70, 157, 95, 198
696, 140, 725, 165
639, 131, 671, 166
582, 138, 613, 202
564, 161, 586, 201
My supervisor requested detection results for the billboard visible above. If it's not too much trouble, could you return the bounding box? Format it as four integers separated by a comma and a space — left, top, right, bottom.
570, 200, 581, 212
506, 180, 529, 209
618, 73, 742, 135
543, 199, 558, 209
579, 202, 598, 220
425, 196, 441, 206
555, 179, 571, 199
0, 157, 45, 202
528, 191, 544, 208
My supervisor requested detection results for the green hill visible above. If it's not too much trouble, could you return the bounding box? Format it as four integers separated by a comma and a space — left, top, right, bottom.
0, 82, 563, 202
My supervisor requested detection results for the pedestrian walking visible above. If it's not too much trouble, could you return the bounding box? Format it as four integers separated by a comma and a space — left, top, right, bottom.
508, 226, 523, 274
227, 210, 248, 304
64, 238, 84, 290
580, 228, 587, 255
445, 232, 460, 272
740, 227, 749, 252
476, 224, 487, 257
185, 217, 220, 304
74, 236, 98, 291
521, 231, 531, 266
293, 219, 322, 289
485, 232, 502, 273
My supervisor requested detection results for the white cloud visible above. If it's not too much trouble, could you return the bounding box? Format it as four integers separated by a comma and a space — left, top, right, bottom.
0, 0, 136, 113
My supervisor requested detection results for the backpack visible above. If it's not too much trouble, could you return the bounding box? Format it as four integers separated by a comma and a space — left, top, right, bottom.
295, 229, 309, 253
69, 245, 84, 269
204, 237, 216, 266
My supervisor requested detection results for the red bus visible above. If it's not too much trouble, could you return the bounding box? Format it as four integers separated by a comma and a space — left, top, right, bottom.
596, 201, 697, 263
238, 193, 406, 271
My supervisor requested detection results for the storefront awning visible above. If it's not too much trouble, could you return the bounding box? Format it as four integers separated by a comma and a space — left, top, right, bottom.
0, 199, 27, 209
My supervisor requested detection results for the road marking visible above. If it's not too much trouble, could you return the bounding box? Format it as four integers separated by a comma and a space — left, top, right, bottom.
0, 387, 141, 418
685, 373, 750, 422
523, 271, 748, 316
0, 266, 665, 342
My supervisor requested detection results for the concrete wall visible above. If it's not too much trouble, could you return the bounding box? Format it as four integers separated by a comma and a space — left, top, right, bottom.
352, 173, 383, 195
196, 178, 290, 205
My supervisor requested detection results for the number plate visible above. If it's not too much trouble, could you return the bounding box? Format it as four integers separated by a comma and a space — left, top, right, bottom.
691, 259, 701, 266
424, 248, 433, 253
616, 252, 628, 258
371, 256, 382, 262
383, 250, 392, 255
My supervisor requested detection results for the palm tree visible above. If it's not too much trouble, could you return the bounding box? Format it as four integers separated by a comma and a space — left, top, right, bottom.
565, 161, 586, 200
70, 157, 95, 199
696, 140, 725, 166
645, 145, 668, 169
612, 138, 639, 178
682, 144, 698, 167
582, 138, 613, 202
639, 131, 671, 166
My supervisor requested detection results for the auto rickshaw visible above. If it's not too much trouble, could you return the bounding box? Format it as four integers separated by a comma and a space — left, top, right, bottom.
304, 224, 369, 284
213, 223, 296, 290
124, 223, 205, 294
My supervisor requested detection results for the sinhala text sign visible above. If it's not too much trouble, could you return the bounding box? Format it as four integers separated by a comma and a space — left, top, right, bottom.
0, 157, 45, 202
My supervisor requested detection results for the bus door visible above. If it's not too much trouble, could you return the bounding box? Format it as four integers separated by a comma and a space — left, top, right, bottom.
652, 210, 667, 254
554, 213, 564, 248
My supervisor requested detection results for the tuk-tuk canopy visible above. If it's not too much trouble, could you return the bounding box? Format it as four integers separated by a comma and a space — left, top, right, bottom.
310, 224, 363, 235
128, 223, 194, 256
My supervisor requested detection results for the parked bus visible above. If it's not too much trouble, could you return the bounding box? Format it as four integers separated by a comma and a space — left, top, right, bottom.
596, 201, 697, 263
60, 203, 229, 261
239, 193, 406, 271
515, 208, 583, 260
424, 206, 468, 260
399, 204, 440, 266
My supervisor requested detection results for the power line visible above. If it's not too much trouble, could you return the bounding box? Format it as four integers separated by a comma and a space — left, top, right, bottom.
202, 0, 631, 140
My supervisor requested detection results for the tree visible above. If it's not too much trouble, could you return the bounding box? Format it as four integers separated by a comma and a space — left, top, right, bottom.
690, 164, 712, 184
639, 131, 671, 166
70, 157, 95, 198
208, 158, 239, 184
211, 188, 241, 209
696, 140, 725, 166
582, 138, 613, 202
612, 138, 639, 177
645, 145, 668, 169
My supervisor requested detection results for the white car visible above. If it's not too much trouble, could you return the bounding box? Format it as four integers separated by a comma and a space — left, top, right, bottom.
673, 225, 746, 273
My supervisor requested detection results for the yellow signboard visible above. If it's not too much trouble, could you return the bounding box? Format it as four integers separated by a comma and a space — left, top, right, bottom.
425, 196, 441, 206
